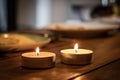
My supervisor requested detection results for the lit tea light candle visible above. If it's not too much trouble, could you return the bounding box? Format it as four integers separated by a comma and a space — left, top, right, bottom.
22, 47, 56, 69
60, 43, 93, 65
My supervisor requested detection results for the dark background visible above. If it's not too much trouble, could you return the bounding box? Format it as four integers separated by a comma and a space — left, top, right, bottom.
7, 0, 17, 31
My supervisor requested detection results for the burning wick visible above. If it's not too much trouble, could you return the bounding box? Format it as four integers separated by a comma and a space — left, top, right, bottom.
36, 47, 40, 56
74, 43, 78, 53
75, 50, 77, 53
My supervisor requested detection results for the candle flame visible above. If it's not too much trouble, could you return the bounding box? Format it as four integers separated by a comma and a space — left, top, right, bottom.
36, 47, 40, 56
74, 43, 78, 53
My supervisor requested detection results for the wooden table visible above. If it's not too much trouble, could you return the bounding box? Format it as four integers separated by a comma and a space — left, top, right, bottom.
0, 31, 120, 80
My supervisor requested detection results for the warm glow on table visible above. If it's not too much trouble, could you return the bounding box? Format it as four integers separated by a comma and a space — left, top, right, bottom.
3, 34, 8, 38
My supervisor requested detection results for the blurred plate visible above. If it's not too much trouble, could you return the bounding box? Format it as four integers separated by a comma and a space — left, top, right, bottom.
45, 22, 119, 38
0, 33, 51, 52
96, 17, 120, 24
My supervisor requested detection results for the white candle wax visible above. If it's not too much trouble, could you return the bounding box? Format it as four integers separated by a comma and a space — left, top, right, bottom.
60, 49, 93, 65
22, 52, 56, 69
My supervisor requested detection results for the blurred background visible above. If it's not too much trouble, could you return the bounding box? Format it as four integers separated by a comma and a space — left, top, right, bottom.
0, 0, 120, 32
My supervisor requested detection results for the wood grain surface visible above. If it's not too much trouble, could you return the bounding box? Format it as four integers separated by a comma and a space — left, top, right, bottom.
0, 31, 120, 80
